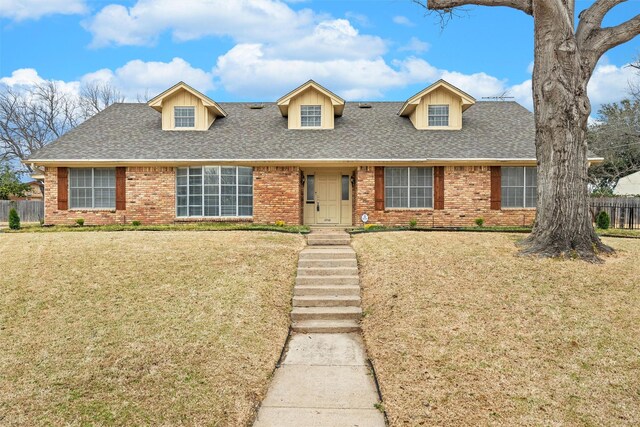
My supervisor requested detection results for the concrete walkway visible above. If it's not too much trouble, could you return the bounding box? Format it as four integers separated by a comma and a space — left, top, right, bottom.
254, 334, 385, 426
254, 229, 385, 426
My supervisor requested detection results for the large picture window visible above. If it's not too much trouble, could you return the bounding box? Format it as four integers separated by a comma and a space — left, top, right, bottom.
69, 168, 116, 209
176, 166, 253, 217
501, 167, 537, 208
301, 105, 321, 127
385, 167, 433, 208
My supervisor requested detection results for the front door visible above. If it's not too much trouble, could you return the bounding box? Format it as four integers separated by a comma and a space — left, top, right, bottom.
315, 174, 340, 224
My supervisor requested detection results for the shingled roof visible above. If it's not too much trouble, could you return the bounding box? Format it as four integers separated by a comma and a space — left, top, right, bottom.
29, 101, 538, 162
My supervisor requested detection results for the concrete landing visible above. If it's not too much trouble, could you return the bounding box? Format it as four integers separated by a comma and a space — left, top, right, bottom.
254, 334, 385, 427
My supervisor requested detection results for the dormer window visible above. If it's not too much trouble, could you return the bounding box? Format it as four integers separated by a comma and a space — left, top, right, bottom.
175, 106, 195, 128
428, 105, 449, 127
301, 105, 322, 127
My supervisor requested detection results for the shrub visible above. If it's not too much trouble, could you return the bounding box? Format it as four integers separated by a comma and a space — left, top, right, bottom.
596, 211, 610, 230
475, 217, 485, 227
409, 218, 417, 228
75, 218, 85, 227
8, 208, 20, 230
275, 220, 285, 227
132, 220, 141, 226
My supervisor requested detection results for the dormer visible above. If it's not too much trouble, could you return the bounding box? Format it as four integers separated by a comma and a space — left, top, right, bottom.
398, 79, 475, 130
148, 82, 227, 131
277, 80, 345, 130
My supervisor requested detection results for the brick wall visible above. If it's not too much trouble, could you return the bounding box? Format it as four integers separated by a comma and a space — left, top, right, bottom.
354, 166, 535, 227
253, 166, 302, 225
44, 166, 175, 225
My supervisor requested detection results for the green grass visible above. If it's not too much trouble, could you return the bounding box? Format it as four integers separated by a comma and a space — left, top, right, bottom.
597, 228, 640, 238
348, 225, 532, 234
1, 222, 310, 234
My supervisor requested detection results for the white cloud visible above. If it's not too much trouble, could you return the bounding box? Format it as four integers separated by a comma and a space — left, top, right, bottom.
526, 61, 534, 74
0, 68, 81, 96
1, 59, 212, 102
392, 15, 414, 27
0, 0, 86, 21
82, 58, 214, 99
215, 44, 434, 100
587, 62, 638, 107
84, 0, 316, 47
399, 37, 431, 53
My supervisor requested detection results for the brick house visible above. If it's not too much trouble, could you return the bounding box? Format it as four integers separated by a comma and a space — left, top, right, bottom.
26, 79, 600, 227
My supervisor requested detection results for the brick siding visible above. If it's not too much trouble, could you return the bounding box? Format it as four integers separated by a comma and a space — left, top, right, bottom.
354, 166, 535, 227
253, 166, 302, 225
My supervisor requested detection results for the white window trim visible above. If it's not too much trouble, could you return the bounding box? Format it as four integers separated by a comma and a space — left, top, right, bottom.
501, 167, 537, 209
384, 167, 434, 210
300, 105, 322, 128
176, 166, 253, 218
69, 168, 116, 210
174, 106, 196, 129
427, 104, 450, 128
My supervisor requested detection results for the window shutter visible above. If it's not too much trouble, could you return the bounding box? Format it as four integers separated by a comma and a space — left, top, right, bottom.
116, 167, 126, 210
490, 166, 501, 210
57, 167, 68, 210
434, 166, 445, 210
374, 167, 384, 211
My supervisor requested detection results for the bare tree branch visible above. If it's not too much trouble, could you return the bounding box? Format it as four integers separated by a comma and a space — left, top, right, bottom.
425, 0, 533, 14
576, 0, 625, 44
586, 15, 640, 68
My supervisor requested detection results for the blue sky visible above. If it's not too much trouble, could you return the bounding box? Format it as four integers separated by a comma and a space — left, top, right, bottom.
1, 0, 638, 113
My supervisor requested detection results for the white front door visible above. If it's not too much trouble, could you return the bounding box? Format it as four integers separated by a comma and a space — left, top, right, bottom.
315, 174, 340, 224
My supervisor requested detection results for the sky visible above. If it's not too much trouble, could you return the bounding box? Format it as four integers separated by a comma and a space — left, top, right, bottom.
0, 0, 638, 116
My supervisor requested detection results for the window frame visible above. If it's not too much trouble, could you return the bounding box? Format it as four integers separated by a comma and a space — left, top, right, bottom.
384, 167, 434, 209
428, 104, 449, 127
68, 167, 116, 210
174, 106, 196, 129
300, 105, 322, 128
176, 166, 253, 218
501, 166, 537, 209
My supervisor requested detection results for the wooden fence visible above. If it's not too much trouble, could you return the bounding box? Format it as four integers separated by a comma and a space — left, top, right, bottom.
0, 200, 44, 223
590, 197, 640, 229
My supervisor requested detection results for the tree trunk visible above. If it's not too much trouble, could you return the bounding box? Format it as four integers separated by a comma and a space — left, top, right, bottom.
519, 2, 614, 262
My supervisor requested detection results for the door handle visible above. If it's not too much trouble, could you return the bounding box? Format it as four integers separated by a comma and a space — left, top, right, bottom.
316, 202, 320, 212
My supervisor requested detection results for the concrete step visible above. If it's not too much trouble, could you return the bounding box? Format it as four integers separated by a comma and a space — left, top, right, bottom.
291, 319, 361, 333
299, 249, 356, 260
296, 275, 359, 286
298, 258, 357, 268
307, 238, 351, 246
294, 285, 361, 296
297, 267, 359, 277
293, 295, 361, 307
291, 306, 362, 321
308, 233, 349, 240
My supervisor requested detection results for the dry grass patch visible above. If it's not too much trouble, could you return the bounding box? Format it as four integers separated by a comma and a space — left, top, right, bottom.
353, 232, 640, 426
0, 231, 304, 426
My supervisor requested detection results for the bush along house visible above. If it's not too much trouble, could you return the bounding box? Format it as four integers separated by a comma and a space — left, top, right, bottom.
26, 79, 602, 227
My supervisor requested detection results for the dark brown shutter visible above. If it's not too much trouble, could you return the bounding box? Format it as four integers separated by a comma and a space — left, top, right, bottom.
115, 167, 126, 210
490, 166, 501, 210
374, 167, 385, 211
434, 166, 445, 210
57, 167, 68, 210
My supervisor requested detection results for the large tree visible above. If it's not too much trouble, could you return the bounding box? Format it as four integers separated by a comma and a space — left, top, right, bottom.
419, 0, 639, 261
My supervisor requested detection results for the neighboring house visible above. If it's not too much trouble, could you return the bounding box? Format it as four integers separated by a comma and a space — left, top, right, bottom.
9, 180, 43, 201
26, 79, 600, 227
613, 171, 640, 196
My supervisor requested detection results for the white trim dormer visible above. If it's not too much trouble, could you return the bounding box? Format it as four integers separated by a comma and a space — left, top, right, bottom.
277, 80, 345, 130
148, 82, 226, 131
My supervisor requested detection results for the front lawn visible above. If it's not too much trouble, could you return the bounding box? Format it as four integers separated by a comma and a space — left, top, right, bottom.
353, 232, 640, 426
0, 231, 304, 426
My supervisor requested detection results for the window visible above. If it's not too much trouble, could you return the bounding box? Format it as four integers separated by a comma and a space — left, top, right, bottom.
174, 106, 195, 128
341, 175, 350, 201
69, 168, 115, 209
306, 175, 315, 203
385, 167, 433, 208
501, 167, 537, 208
176, 166, 253, 217
428, 105, 449, 127
301, 105, 321, 127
